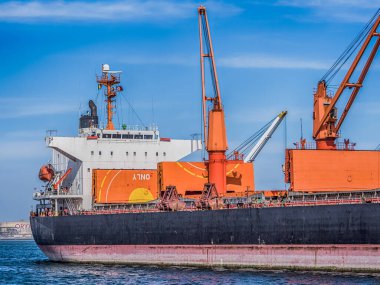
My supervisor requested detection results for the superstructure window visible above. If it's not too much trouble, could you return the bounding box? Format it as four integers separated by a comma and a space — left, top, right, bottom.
133, 152, 136, 156
99, 151, 102, 155
156, 152, 158, 156
126, 152, 129, 156
144, 135, 153, 140
145, 152, 147, 156
102, 134, 112, 139
134, 134, 143, 139
112, 134, 121, 139
122, 134, 133, 139
163, 152, 166, 156
110, 151, 113, 156
91, 151, 94, 155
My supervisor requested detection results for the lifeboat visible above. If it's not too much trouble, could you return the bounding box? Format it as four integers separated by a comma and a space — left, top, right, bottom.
38, 164, 55, 182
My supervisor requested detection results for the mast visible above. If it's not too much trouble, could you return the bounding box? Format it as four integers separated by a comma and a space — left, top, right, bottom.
96, 64, 123, 130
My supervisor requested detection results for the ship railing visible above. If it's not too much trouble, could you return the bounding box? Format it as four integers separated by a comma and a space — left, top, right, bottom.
71, 195, 380, 215
259, 189, 380, 207
31, 196, 380, 217
30, 189, 380, 217
287, 189, 380, 202
33, 187, 82, 199
116, 125, 158, 132
292, 141, 356, 150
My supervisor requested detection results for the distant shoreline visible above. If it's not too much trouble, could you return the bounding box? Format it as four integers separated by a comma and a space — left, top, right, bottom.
0, 238, 33, 241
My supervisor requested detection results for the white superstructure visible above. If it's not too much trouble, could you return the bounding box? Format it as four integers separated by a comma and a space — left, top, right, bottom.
33, 65, 202, 213
35, 127, 201, 211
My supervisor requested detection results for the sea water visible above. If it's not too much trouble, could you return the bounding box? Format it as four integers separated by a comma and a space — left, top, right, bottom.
1, 240, 379, 284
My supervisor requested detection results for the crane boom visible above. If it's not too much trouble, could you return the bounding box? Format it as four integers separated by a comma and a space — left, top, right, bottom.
244, 111, 287, 162
313, 11, 380, 150
198, 5, 224, 146
53, 168, 72, 190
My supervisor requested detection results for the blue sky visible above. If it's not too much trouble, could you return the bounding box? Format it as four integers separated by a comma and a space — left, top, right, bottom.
1, 0, 380, 221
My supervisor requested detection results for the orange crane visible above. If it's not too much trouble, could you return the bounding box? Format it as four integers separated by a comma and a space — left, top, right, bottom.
198, 6, 228, 195
313, 11, 380, 150
157, 6, 255, 209
285, 10, 380, 192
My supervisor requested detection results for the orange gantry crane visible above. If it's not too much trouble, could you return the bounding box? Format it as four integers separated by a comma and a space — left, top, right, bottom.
285, 10, 380, 192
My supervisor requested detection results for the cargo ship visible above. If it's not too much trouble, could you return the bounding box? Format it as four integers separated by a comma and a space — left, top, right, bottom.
31, 6, 380, 271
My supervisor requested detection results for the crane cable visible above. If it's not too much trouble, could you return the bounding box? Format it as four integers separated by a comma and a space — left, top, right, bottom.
226, 116, 277, 160
321, 9, 380, 85
119, 92, 146, 128
322, 9, 378, 83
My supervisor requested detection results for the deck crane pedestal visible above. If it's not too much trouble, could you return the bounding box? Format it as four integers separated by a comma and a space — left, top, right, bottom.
285, 10, 380, 192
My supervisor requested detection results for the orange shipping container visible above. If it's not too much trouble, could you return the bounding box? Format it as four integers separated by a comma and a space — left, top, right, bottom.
93, 169, 158, 204
285, 149, 380, 192
158, 161, 254, 198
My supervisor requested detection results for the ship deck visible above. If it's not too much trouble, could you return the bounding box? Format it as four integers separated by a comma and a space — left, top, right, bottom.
31, 189, 380, 217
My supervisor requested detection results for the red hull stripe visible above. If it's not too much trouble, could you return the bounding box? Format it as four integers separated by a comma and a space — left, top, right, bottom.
39, 244, 380, 271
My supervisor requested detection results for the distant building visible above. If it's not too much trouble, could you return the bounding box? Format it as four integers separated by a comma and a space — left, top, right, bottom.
0, 221, 32, 240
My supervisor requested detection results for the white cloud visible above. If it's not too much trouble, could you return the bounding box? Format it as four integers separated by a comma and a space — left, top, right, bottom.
0, 97, 77, 119
278, 0, 380, 8
219, 54, 330, 69
277, 0, 380, 23
0, 1, 242, 23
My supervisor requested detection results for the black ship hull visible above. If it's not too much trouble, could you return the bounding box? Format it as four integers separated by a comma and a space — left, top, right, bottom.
31, 203, 380, 271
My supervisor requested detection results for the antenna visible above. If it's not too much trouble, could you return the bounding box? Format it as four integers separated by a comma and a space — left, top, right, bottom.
46, 130, 57, 137
96, 64, 124, 130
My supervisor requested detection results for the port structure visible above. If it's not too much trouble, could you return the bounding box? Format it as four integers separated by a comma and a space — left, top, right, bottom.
198, 6, 228, 196
285, 10, 380, 192
96, 64, 123, 130
312, 10, 380, 150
